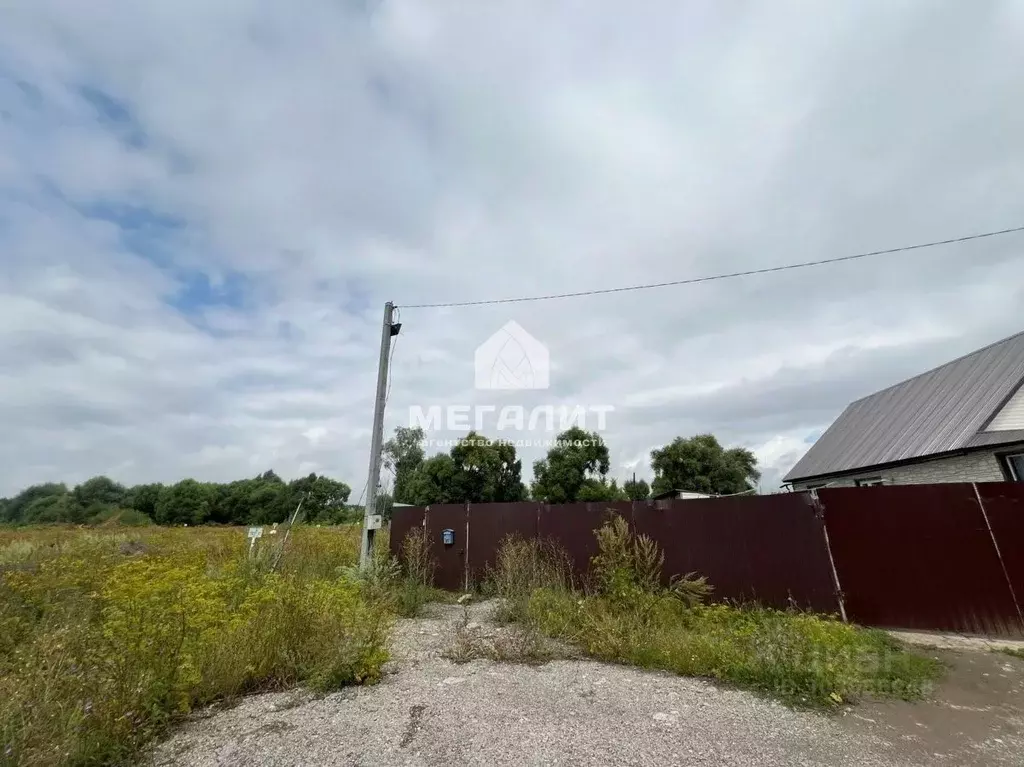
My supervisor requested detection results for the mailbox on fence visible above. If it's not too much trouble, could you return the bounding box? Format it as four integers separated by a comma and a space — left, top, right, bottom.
442, 528, 455, 546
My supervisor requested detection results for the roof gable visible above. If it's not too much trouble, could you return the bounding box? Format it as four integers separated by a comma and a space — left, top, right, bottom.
785, 330, 1024, 482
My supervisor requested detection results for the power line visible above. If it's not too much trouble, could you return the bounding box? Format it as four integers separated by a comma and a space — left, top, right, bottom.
399, 224, 1024, 309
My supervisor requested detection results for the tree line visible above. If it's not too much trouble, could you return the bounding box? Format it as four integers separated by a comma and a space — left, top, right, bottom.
0, 430, 759, 526
384, 427, 760, 506
0, 471, 352, 527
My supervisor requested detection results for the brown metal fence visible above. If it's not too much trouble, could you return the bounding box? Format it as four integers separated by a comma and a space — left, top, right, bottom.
975, 483, 1024, 611
466, 502, 540, 585
387, 505, 424, 565
817, 484, 1023, 636
421, 504, 468, 591
632, 493, 840, 613
539, 501, 630, 582
390, 482, 1024, 636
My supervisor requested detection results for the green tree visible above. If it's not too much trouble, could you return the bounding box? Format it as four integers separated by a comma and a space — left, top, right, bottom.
247, 474, 291, 524
127, 483, 164, 520
289, 474, 352, 523
155, 480, 213, 525
406, 454, 460, 506
531, 427, 610, 503
207, 480, 255, 525
576, 477, 627, 502
623, 477, 650, 501
258, 470, 284, 485
3, 470, 359, 528
450, 432, 527, 503
2, 483, 70, 524
24, 492, 80, 523
650, 434, 760, 497
383, 426, 426, 504
401, 433, 528, 506
73, 476, 127, 516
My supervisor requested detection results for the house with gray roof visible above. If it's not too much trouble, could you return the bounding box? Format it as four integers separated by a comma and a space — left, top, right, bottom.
785, 330, 1024, 490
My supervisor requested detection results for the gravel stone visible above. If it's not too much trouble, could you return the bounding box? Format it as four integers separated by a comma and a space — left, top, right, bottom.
148, 602, 1013, 767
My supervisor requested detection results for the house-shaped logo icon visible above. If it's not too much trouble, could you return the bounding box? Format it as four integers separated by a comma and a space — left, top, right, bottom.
474, 321, 550, 390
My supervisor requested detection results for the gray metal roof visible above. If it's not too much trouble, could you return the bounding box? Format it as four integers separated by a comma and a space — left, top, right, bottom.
784, 330, 1024, 482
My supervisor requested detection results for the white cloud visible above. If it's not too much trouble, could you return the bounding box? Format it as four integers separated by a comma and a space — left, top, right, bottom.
1, 1, 1023, 496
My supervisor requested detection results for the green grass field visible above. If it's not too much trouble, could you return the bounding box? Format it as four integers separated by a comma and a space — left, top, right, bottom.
0, 525, 392, 766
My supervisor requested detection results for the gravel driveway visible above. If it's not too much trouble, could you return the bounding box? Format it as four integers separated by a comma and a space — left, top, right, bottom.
150, 602, 1022, 767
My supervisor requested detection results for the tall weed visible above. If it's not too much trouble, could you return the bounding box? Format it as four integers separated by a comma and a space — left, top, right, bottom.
592, 514, 711, 607
521, 514, 942, 709
488, 535, 572, 623
393, 528, 438, 617
0, 526, 390, 766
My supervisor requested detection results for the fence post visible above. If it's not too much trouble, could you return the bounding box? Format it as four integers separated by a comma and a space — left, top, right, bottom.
973, 483, 1024, 627
811, 489, 848, 623
464, 502, 471, 593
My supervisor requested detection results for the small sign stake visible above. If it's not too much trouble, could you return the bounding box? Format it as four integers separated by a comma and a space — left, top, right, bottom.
247, 526, 264, 558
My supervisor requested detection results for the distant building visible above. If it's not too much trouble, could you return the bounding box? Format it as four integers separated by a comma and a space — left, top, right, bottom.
651, 489, 713, 501
785, 330, 1024, 490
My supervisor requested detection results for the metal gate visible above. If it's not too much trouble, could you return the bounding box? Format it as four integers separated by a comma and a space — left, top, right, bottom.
819, 485, 1023, 636
421, 504, 468, 591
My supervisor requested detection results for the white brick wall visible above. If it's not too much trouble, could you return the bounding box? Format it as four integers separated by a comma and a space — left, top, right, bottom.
794, 443, 1024, 489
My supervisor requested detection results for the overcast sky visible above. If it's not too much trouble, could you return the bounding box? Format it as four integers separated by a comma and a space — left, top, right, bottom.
2, 1, 1023, 497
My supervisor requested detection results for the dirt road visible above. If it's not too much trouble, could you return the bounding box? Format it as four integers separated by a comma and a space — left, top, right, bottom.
151, 603, 1024, 766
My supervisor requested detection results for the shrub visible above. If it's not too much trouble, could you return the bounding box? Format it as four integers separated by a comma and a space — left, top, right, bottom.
337, 548, 403, 608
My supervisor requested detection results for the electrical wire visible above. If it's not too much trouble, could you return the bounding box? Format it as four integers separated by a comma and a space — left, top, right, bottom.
398, 224, 1024, 309
353, 479, 369, 509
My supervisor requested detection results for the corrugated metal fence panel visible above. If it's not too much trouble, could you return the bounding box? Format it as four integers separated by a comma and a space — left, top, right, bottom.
819, 485, 1023, 636
538, 503, 619, 581
633, 494, 839, 612
976, 482, 1024, 607
423, 504, 469, 591
586, 501, 635, 518
388, 505, 425, 562
466, 502, 541, 585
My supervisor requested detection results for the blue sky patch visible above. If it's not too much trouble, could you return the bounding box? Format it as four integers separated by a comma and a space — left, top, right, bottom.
78, 200, 251, 319
169, 270, 251, 314
77, 85, 148, 149
80, 200, 187, 269
804, 429, 824, 444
